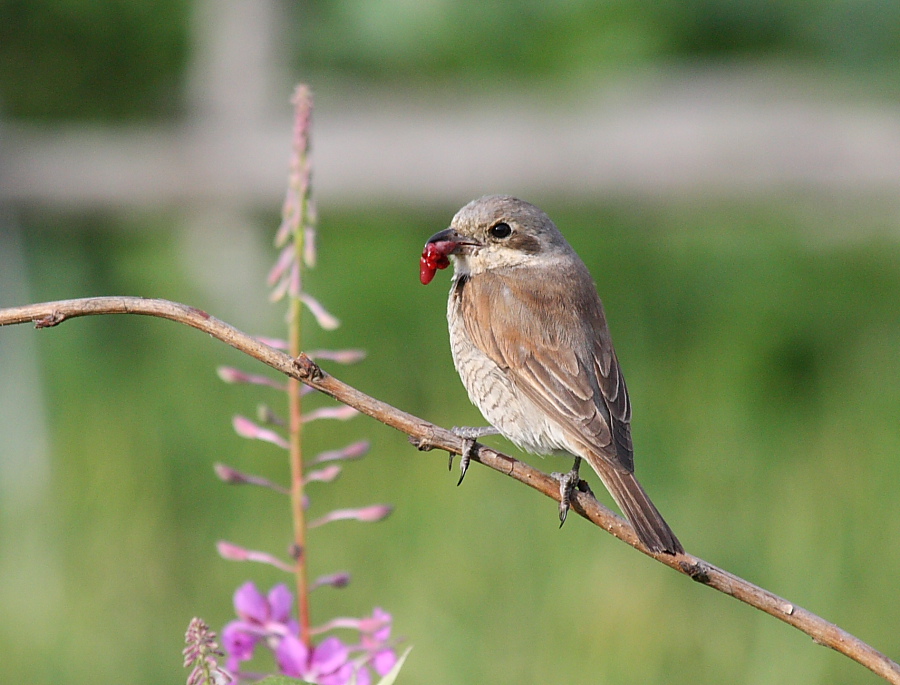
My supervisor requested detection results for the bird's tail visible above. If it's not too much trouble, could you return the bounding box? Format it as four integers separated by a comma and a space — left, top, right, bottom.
598, 466, 683, 555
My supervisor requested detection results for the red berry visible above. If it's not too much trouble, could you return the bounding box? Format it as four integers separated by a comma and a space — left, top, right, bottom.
420, 255, 437, 285
419, 243, 451, 284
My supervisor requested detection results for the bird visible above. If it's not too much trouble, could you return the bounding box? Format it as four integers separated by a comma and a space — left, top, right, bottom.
420, 195, 683, 555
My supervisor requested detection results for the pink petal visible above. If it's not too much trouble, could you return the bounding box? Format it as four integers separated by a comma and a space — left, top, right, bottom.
232, 582, 268, 623
217, 541, 296, 573
275, 191, 299, 248
287, 262, 301, 299
216, 366, 249, 383
269, 272, 291, 303
311, 636, 349, 675
370, 608, 392, 643
320, 663, 354, 685
305, 465, 342, 484
311, 617, 362, 634
275, 633, 310, 677
268, 584, 294, 624
217, 366, 286, 390
267, 244, 296, 287
275, 209, 294, 250
214, 463, 290, 494
222, 620, 260, 668
232, 415, 289, 449
299, 292, 340, 330
213, 463, 246, 484
303, 405, 359, 423
358, 608, 392, 647
313, 441, 370, 464
217, 541, 248, 561
303, 224, 317, 268
373, 649, 397, 676
353, 505, 394, 522
308, 505, 393, 529
308, 349, 366, 364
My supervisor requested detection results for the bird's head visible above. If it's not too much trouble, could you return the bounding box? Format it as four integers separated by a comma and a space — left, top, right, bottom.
420, 195, 572, 284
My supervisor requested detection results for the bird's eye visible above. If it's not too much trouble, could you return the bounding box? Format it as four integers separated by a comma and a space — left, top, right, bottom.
489, 222, 512, 239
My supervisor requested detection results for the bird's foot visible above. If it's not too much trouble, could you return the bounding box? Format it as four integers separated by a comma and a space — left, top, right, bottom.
449, 426, 499, 486
551, 457, 590, 527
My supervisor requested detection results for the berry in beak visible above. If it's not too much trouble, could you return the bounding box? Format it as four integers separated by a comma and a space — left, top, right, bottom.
420, 228, 475, 285
420, 241, 454, 284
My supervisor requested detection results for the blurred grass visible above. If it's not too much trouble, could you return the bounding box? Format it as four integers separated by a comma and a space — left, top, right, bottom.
2, 198, 899, 684
0, 0, 189, 121
3, 0, 900, 121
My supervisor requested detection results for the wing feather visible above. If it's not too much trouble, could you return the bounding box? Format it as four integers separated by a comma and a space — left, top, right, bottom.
458, 266, 634, 472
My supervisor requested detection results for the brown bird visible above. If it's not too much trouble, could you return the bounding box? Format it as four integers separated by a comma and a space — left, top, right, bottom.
421, 195, 683, 555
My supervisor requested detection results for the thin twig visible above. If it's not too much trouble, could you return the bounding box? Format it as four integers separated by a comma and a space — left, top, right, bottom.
1, 296, 898, 685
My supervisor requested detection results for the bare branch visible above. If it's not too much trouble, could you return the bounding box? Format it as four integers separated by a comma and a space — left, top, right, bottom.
1, 296, 898, 684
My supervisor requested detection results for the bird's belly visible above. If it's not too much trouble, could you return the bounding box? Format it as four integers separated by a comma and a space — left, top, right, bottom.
448, 308, 569, 455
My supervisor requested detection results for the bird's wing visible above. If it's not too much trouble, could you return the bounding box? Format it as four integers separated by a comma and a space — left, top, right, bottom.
457, 269, 634, 472
590, 324, 633, 468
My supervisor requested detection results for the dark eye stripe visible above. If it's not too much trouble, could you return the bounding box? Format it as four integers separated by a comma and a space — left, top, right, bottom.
508, 233, 541, 254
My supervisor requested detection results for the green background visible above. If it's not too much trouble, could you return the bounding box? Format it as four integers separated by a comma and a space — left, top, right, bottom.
2, 2, 900, 684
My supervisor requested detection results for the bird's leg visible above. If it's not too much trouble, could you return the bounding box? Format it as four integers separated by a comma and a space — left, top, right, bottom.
552, 456, 585, 527
450, 426, 499, 486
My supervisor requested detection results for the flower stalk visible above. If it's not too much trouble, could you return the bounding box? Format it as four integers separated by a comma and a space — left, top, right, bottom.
284, 84, 314, 648
213, 83, 401, 682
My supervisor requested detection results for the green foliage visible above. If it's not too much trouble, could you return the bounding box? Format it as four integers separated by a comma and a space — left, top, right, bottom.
0, 0, 189, 120
3, 0, 900, 120
292, 0, 900, 83
2, 199, 900, 684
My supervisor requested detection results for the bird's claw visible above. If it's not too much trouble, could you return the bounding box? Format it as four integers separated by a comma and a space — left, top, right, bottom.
552, 457, 584, 528
449, 437, 476, 486
449, 426, 497, 486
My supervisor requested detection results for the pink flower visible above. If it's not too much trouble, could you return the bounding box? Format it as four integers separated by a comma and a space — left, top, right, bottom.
274, 633, 309, 676
372, 648, 398, 676
221, 625, 257, 672
360, 608, 397, 676
222, 584, 398, 683
277, 634, 357, 685
221, 582, 296, 671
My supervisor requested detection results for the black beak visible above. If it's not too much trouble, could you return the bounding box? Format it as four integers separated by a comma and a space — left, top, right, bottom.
426, 228, 482, 250
427, 227, 463, 245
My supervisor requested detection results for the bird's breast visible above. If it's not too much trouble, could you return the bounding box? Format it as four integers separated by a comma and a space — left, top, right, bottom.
447, 282, 568, 455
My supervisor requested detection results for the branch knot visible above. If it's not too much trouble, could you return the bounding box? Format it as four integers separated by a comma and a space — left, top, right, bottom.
292, 353, 323, 381
680, 560, 712, 584
34, 311, 65, 328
